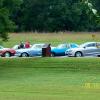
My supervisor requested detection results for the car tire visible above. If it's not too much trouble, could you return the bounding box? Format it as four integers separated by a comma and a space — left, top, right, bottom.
21, 52, 29, 57
75, 51, 83, 57
3, 52, 11, 57
51, 52, 55, 57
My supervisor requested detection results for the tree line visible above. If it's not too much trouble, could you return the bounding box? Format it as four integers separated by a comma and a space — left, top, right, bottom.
0, 0, 100, 40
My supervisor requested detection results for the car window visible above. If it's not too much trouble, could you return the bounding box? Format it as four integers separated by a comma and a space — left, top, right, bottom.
86, 43, 96, 47
70, 44, 78, 48
96, 43, 100, 48
0, 46, 4, 49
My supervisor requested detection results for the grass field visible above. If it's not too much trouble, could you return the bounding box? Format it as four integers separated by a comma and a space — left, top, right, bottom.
0, 58, 100, 100
0, 32, 100, 100
2, 32, 100, 47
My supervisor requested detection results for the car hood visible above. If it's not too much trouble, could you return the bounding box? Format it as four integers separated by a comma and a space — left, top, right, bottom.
2, 48, 11, 50
68, 47, 84, 51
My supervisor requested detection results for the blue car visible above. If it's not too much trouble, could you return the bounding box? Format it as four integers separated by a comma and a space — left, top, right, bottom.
51, 43, 79, 56
15, 44, 46, 57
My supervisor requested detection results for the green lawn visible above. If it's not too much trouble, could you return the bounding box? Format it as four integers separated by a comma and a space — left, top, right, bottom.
0, 32, 100, 100
0, 58, 100, 100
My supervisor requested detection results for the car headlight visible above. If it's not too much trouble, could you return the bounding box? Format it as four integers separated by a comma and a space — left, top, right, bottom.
65, 49, 73, 54
16, 51, 21, 54
68, 50, 73, 52
66, 49, 73, 52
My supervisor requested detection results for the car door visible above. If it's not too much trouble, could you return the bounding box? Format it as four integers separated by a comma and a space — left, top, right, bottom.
31, 44, 43, 56
96, 43, 100, 56
30, 48, 41, 56
0, 46, 3, 56
57, 44, 68, 55
83, 43, 97, 56
62, 44, 69, 55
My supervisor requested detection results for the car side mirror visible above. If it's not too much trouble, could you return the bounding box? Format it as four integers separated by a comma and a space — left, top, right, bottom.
83, 46, 86, 49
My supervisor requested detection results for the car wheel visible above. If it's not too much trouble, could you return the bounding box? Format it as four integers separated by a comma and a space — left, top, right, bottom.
21, 53, 29, 57
75, 51, 83, 57
3, 52, 11, 57
51, 52, 55, 57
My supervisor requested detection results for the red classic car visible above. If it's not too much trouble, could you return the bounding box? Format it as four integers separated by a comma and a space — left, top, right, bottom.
0, 45, 16, 57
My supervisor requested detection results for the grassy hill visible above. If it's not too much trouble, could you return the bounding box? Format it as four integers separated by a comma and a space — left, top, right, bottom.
0, 58, 100, 100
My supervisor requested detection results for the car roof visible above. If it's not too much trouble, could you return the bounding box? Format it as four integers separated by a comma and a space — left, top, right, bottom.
81, 42, 97, 45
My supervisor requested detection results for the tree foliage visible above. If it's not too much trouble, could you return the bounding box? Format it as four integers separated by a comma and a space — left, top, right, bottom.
0, 0, 100, 41
16, 0, 99, 32
0, 0, 22, 41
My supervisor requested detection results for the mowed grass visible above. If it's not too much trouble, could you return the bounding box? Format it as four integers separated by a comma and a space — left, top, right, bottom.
0, 32, 100, 100
0, 58, 100, 100
3, 32, 100, 47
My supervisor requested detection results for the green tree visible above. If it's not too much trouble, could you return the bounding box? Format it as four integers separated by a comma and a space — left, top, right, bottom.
91, 0, 100, 31
0, 0, 22, 41
15, 0, 99, 32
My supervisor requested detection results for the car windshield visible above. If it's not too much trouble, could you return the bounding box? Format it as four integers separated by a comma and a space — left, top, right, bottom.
79, 43, 87, 48
12, 45, 19, 49
31, 44, 45, 49
0, 46, 4, 49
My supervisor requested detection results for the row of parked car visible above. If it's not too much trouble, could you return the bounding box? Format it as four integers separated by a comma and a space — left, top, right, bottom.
0, 42, 100, 57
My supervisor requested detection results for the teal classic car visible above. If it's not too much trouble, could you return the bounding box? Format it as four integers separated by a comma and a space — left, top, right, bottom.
51, 43, 78, 56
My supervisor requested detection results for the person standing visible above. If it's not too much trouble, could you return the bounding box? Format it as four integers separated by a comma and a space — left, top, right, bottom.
47, 44, 51, 57
18, 42, 24, 49
25, 41, 30, 48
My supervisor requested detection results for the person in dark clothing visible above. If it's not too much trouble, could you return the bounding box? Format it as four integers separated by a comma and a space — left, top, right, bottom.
46, 44, 51, 57
18, 42, 24, 49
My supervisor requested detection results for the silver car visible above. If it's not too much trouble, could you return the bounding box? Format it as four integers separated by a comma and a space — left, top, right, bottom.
65, 42, 100, 57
